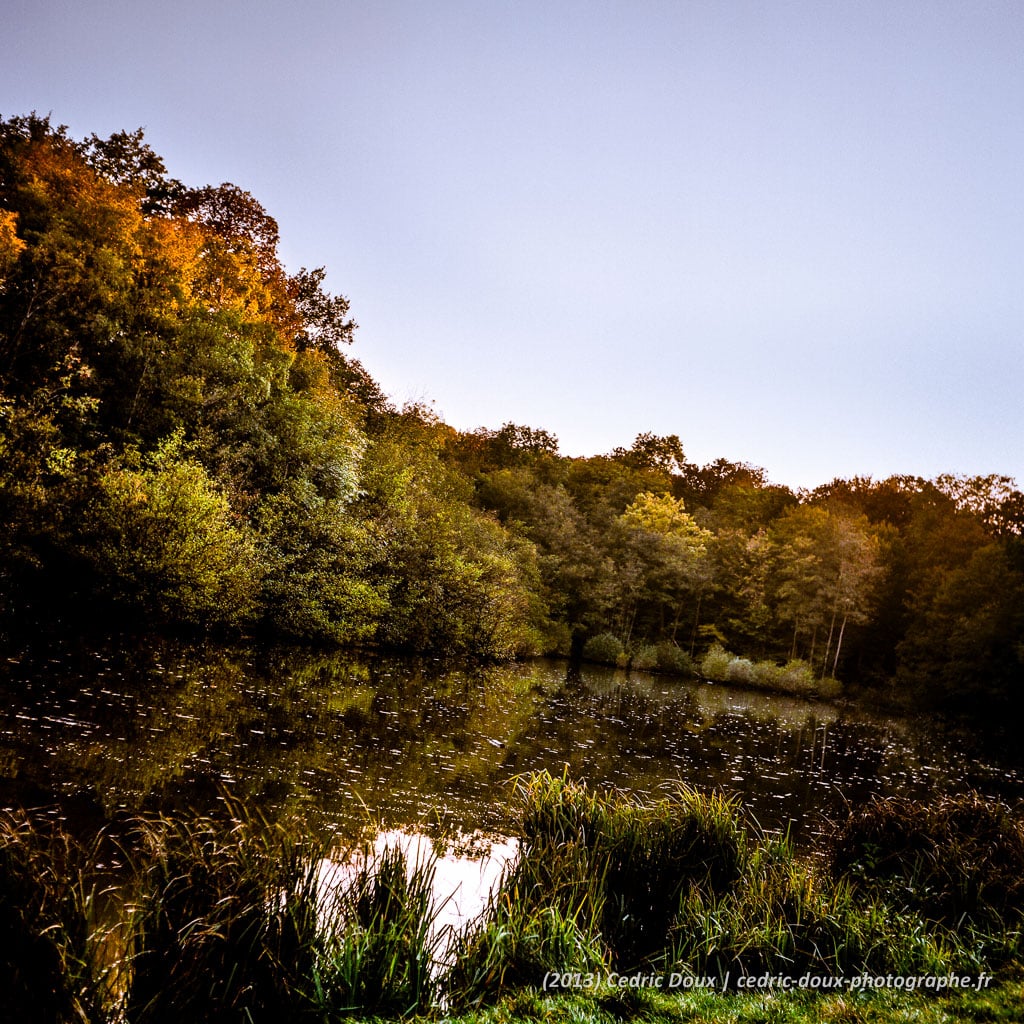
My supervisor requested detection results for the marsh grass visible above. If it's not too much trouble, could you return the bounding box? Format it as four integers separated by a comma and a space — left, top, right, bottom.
3, 781, 1024, 1021
123, 807, 324, 1023
446, 795, 608, 1007
447, 771, 746, 1005
670, 836, 951, 983
0, 810, 110, 1024
312, 840, 448, 1017
829, 792, 1024, 929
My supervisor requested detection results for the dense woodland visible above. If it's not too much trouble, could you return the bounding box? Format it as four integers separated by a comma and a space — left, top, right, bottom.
2, 115, 1023, 713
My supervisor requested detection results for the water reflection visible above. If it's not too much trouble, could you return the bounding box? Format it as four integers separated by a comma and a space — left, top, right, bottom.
318, 830, 518, 951
1, 638, 1021, 845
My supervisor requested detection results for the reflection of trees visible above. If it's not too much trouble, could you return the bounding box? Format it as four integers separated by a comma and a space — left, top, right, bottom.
1, 642, 1020, 847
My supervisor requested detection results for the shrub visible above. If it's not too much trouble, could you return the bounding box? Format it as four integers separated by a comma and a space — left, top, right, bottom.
628, 642, 694, 675
83, 443, 262, 628
700, 643, 732, 681
581, 632, 625, 667
750, 660, 781, 689
778, 659, 817, 695
829, 792, 1024, 932
630, 644, 659, 670
725, 656, 756, 685
655, 641, 694, 675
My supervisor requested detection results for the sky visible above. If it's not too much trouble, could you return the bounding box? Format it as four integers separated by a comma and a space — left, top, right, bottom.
4, 0, 1023, 489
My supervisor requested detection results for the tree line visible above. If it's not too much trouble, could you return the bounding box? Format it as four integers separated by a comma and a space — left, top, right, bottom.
2, 115, 1022, 712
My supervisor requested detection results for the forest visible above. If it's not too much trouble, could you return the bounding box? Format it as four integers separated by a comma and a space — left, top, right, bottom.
2, 114, 1023, 714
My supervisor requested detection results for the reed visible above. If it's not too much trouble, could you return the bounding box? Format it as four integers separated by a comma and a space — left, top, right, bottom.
445, 835, 607, 1008
1, 784, 1023, 1020
0, 810, 109, 1024
829, 792, 1024, 930
311, 840, 447, 1018
670, 834, 951, 983
447, 770, 746, 1006
123, 807, 323, 1024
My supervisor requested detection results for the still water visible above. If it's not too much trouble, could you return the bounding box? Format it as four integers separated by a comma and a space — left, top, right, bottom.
1, 638, 1021, 847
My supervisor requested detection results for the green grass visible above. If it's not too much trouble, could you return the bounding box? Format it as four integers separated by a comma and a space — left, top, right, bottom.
2, 777, 1024, 1022
284, 976, 1024, 1023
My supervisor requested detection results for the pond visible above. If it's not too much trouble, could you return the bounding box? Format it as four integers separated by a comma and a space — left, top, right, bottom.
2, 637, 1021, 851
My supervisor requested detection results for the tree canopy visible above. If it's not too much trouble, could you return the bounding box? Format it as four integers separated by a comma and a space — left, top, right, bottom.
2, 114, 1022, 713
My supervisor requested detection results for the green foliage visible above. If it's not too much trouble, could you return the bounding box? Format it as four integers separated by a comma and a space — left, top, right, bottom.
255, 484, 385, 644
81, 435, 261, 627
581, 632, 625, 666
896, 543, 1024, 709
628, 641, 695, 675
652, 640, 695, 674
829, 793, 1024, 935
359, 414, 547, 658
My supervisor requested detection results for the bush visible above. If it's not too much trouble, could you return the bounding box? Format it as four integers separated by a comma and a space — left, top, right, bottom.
700, 649, 838, 699
656, 641, 694, 675
83, 441, 262, 629
751, 660, 782, 689
630, 641, 694, 675
629, 644, 659, 670
628, 642, 694, 676
725, 656, 756, 685
829, 792, 1024, 932
778, 659, 817, 695
700, 643, 733, 681
581, 632, 625, 666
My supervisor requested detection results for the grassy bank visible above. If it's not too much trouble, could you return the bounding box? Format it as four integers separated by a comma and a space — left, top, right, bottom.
343, 978, 1024, 1023
2, 774, 1023, 1022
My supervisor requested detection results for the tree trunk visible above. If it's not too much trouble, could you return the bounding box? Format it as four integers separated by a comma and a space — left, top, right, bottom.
821, 604, 837, 680
832, 613, 848, 677
689, 591, 703, 656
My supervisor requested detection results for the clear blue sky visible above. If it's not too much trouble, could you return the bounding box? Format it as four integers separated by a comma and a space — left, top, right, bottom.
4, 0, 1023, 489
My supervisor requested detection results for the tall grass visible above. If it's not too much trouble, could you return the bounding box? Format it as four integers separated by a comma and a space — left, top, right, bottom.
312, 841, 447, 1017
0, 810, 110, 1024
670, 835, 950, 983
2, 784, 1023, 1020
447, 771, 745, 1006
124, 808, 323, 1023
829, 792, 1024, 964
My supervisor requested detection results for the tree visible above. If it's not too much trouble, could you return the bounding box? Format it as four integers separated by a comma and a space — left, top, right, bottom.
769, 505, 882, 676
81, 434, 261, 627
613, 492, 713, 644
611, 432, 686, 474
896, 543, 1024, 709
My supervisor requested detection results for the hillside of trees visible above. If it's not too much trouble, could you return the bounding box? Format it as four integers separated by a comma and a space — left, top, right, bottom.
2, 115, 1023, 713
